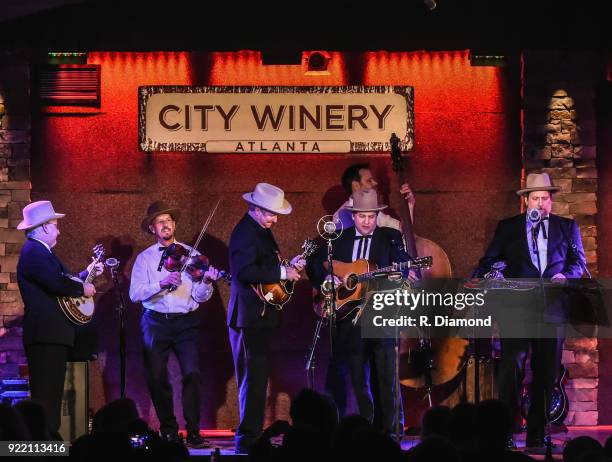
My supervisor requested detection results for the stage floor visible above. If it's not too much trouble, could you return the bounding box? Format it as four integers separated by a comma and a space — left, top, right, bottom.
186, 426, 612, 460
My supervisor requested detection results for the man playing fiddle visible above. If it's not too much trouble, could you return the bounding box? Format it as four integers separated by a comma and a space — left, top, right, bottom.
129, 200, 221, 448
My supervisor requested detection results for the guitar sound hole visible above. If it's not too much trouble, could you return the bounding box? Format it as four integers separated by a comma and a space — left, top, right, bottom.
345, 274, 358, 290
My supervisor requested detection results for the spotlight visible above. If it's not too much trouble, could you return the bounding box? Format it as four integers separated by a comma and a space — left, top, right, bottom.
305, 51, 330, 75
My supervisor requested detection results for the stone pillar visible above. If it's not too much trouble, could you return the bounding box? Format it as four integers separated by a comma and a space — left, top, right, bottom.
0, 55, 31, 378
522, 50, 603, 426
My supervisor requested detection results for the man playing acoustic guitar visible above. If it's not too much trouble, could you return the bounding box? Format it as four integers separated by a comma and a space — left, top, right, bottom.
308, 188, 407, 437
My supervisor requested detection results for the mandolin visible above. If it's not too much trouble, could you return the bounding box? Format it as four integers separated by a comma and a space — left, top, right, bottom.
253, 239, 318, 309
57, 244, 104, 325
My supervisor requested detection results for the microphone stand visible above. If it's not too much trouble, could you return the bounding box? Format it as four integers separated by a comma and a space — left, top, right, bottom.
109, 263, 128, 398
306, 238, 338, 388
531, 222, 552, 449
307, 217, 342, 389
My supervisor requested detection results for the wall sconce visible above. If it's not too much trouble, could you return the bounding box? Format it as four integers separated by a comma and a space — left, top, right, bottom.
304, 51, 331, 75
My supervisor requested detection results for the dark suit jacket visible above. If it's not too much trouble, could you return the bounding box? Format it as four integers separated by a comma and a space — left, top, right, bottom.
473, 213, 585, 279
227, 213, 283, 329
473, 213, 586, 323
17, 238, 85, 347
308, 225, 407, 288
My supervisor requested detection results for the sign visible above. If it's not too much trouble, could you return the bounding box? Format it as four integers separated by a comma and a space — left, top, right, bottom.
139, 86, 414, 153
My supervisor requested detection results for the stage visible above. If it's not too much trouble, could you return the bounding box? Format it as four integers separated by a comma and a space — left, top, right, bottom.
183, 426, 612, 460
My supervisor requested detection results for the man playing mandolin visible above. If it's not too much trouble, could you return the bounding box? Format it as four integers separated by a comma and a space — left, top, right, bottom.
17, 200, 102, 439
227, 183, 305, 454
308, 188, 407, 437
129, 200, 221, 448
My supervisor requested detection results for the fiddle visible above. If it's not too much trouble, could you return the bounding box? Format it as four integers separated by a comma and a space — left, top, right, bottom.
162, 243, 231, 285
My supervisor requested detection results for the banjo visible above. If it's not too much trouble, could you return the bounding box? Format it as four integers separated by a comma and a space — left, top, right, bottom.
57, 244, 105, 325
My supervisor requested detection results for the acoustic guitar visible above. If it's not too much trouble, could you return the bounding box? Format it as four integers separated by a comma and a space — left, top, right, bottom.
314, 256, 433, 320
253, 239, 318, 309
57, 244, 104, 325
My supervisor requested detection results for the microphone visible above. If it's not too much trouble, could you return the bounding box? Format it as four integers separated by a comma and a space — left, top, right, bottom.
323, 220, 338, 234
105, 257, 120, 270
317, 215, 343, 240
569, 240, 592, 279
527, 208, 542, 224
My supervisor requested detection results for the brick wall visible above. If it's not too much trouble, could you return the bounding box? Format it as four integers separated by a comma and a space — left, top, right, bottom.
0, 55, 31, 378
522, 50, 602, 426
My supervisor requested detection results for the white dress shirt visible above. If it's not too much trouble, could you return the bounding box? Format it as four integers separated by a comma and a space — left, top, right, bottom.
352, 229, 374, 261
129, 241, 213, 314
526, 218, 549, 275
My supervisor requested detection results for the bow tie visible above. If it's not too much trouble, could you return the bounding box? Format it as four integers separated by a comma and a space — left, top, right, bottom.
355, 235, 372, 240
159, 247, 167, 251
533, 219, 548, 240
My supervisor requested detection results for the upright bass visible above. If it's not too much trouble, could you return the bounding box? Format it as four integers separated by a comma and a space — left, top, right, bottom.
388, 134, 468, 399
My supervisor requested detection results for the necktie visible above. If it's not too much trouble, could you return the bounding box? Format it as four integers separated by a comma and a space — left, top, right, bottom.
535, 217, 549, 240
355, 235, 372, 259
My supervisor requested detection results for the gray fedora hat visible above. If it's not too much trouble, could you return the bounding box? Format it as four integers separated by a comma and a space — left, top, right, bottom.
242, 183, 292, 215
516, 172, 561, 196
17, 201, 65, 230
345, 188, 388, 212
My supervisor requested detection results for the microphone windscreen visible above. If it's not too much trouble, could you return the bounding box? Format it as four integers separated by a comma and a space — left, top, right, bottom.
323, 221, 337, 234
527, 208, 541, 223
105, 257, 120, 269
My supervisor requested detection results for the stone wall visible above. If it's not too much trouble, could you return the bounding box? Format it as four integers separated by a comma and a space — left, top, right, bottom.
0, 55, 30, 378
522, 50, 602, 426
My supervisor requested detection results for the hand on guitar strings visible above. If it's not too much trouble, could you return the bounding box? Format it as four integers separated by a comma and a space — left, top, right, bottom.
83, 282, 96, 297
325, 274, 343, 287
87, 258, 104, 277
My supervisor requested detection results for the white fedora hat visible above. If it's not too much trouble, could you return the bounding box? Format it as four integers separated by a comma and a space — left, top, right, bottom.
516, 172, 561, 196
345, 188, 388, 212
17, 200, 65, 230
243, 183, 292, 215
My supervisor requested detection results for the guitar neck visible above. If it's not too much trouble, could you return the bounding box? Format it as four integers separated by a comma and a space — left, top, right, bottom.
357, 261, 411, 283
84, 259, 100, 283
289, 246, 316, 269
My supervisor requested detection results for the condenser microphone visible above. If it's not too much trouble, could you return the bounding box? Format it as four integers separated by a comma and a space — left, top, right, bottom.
527, 208, 542, 224
105, 257, 120, 270
323, 220, 338, 234
317, 215, 343, 240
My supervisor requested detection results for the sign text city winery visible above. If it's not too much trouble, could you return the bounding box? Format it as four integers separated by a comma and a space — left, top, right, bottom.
139, 86, 414, 153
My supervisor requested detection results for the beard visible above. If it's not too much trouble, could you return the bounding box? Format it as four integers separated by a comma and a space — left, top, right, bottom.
160, 229, 174, 242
